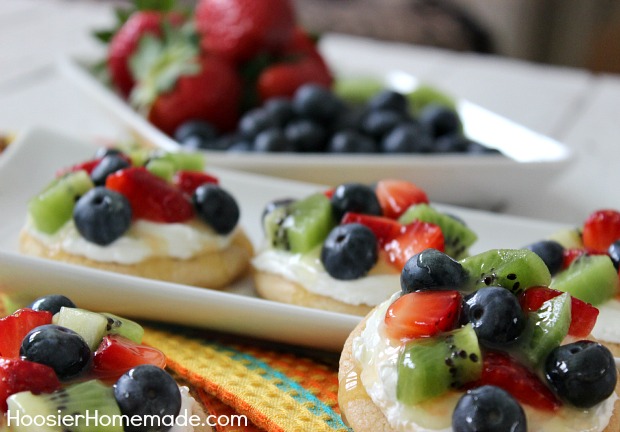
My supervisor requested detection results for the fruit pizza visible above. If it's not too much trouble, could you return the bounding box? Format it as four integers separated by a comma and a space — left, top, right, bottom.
338, 248, 620, 431
252, 179, 478, 315
19, 147, 253, 289
523, 208, 620, 354
0, 294, 212, 432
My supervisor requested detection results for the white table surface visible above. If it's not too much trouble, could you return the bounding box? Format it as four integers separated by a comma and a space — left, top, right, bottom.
1, 0, 619, 225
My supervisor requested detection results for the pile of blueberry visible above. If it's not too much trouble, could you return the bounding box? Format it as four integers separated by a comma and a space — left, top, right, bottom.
173, 84, 503, 155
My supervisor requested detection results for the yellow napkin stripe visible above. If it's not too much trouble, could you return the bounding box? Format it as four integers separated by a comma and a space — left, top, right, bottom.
143, 327, 341, 432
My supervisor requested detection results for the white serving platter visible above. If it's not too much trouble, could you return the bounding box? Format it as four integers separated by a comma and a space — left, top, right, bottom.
57, 48, 572, 211
0, 127, 573, 351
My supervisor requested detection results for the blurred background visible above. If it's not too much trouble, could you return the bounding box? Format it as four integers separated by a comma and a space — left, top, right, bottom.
118, 0, 619, 74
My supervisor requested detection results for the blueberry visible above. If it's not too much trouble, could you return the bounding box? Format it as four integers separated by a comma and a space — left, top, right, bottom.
90, 154, 131, 186
293, 84, 344, 122
284, 119, 327, 152
381, 123, 434, 153
192, 184, 240, 234
360, 109, 404, 139
400, 248, 468, 294
462, 287, 526, 346
321, 224, 378, 280
28, 295, 76, 315
452, 385, 526, 432
94, 147, 122, 159
419, 104, 462, 138
73, 187, 132, 246
608, 239, 620, 270
263, 97, 295, 127
330, 183, 382, 221
524, 240, 565, 275
330, 106, 366, 132
544, 340, 617, 408
466, 140, 501, 155
20, 324, 91, 379
433, 133, 470, 153
239, 108, 277, 139
173, 120, 219, 149
227, 139, 253, 152
367, 90, 408, 114
327, 130, 377, 153
114, 365, 182, 432
253, 128, 296, 152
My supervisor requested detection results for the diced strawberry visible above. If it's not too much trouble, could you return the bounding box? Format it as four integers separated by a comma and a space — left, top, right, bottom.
341, 212, 404, 247
55, 158, 102, 178
582, 209, 620, 254
173, 170, 219, 196
562, 248, 587, 269
0, 358, 61, 411
467, 351, 561, 412
384, 290, 462, 341
0, 309, 53, 358
106, 167, 194, 223
519, 286, 599, 338
92, 335, 166, 381
384, 221, 444, 269
375, 179, 429, 219
323, 188, 335, 199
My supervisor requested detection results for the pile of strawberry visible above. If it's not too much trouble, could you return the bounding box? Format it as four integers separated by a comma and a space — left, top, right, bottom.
99, 0, 333, 137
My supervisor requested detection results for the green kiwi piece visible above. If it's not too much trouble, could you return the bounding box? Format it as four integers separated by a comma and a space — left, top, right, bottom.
6, 380, 123, 432
145, 158, 175, 181
126, 148, 151, 167
550, 254, 619, 306
398, 204, 477, 259
460, 249, 551, 295
102, 312, 144, 344
397, 324, 482, 405
333, 77, 384, 105
0, 293, 31, 315
28, 170, 95, 234
264, 193, 336, 254
53, 307, 108, 351
158, 151, 205, 172
514, 292, 571, 367
406, 84, 457, 115
548, 227, 583, 249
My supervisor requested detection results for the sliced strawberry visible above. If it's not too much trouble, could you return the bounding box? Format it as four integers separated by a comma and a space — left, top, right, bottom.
106, 167, 194, 223
55, 158, 102, 178
467, 351, 561, 412
0, 358, 61, 411
173, 170, 219, 196
341, 212, 403, 247
0, 309, 53, 358
562, 248, 587, 270
519, 286, 599, 337
582, 209, 620, 254
384, 221, 444, 269
92, 335, 166, 381
323, 188, 335, 199
384, 290, 462, 341
375, 179, 429, 219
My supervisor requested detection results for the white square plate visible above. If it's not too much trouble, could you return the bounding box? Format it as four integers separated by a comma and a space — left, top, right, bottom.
0, 127, 572, 351
58, 46, 572, 211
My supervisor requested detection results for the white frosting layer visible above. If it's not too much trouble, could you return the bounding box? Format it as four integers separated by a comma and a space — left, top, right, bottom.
353, 296, 618, 432
25, 217, 235, 264
592, 299, 620, 343
251, 249, 400, 306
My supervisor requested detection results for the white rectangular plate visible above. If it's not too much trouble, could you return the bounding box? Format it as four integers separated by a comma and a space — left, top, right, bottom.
58, 46, 571, 211
0, 128, 570, 351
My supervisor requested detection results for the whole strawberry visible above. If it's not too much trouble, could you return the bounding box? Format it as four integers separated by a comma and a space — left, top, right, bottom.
107, 10, 183, 97
195, 0, 296, 64
130, 27, 243, 136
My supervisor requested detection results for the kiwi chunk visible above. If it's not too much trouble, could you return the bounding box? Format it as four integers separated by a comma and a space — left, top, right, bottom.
333, 77, 384, 105
397, 324, 482, 405
7, 380, 123, 432
102, 312, 144, 343
548, 227, 583, 249
264, 193, 335, 254
406, 84, 457, 114
514, 292, 571, 367
53, 307, 108, 351
550, 255, 619, 306
28, 170, 94, 234
460, 249, 551, 295
145, 158, 175, 181
158, 151, 205, 172
398, 204, 477, 259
